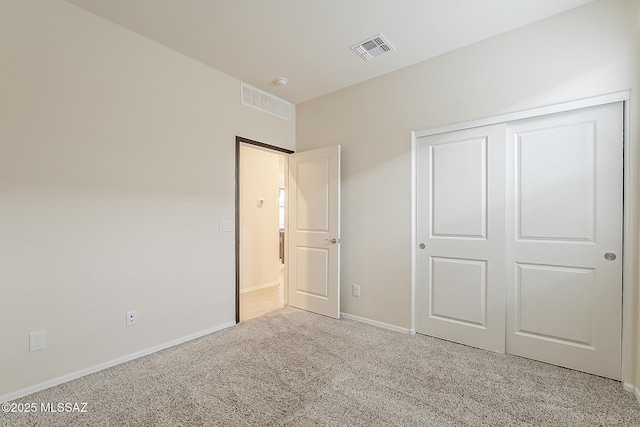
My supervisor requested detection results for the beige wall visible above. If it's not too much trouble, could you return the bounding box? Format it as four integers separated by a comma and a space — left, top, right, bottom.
297, 0, 640, 387
0, 0, 294, 398
239, 146, 281, 292
3, 0, 640, 401
636, 0, 640, 397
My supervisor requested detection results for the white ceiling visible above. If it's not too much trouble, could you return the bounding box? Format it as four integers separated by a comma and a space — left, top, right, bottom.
65, 0, 596, 105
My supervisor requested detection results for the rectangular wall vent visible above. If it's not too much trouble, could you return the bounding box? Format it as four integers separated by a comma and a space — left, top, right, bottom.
241, 82, 292, 120
351, 33, 395, 61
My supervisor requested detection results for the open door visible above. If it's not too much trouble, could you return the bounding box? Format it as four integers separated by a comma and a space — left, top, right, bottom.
287, 145, 341, 318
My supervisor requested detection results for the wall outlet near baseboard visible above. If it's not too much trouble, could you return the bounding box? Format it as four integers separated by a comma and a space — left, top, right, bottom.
29, 331, 46, 352
126, 311, 137, 327
352, 284, 360, 297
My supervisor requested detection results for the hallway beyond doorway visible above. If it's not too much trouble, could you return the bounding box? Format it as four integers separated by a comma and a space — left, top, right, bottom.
240, 265, 285, 322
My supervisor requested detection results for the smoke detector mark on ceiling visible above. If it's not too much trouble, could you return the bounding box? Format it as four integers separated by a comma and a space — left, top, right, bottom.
350, 33, 395, 61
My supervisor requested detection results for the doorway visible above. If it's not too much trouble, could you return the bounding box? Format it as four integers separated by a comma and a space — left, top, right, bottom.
235, 137, 293, 323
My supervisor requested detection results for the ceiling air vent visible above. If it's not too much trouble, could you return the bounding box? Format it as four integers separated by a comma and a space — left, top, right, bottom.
241, 82, 292, 120
350, 33, 395, 61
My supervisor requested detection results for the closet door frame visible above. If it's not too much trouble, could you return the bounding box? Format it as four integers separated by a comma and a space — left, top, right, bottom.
410, 91, 636, 389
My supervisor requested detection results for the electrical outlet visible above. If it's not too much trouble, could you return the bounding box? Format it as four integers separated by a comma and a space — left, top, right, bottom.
352, 284, 360, 297
126, 311, 137, 327
29, 331, 46, 352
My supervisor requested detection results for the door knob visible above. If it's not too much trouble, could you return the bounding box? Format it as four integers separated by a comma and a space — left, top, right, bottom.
604, 253, 616, 261
419, 243, 425, 249
325, 238, 338, 244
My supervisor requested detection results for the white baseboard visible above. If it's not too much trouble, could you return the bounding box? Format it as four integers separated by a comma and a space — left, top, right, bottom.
621, 383, 639, 408
240, 281, 279, 294
340, 312, 411, 334
0, 321, 236, 404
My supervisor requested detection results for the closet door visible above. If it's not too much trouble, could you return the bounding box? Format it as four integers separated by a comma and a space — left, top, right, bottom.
416, 124, 506, 353
505, 103, 623, 379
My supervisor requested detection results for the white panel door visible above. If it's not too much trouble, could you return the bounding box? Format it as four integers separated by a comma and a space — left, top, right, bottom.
288, 145, 341, 318
505, 103, 623, 379
416, 124, 506, 353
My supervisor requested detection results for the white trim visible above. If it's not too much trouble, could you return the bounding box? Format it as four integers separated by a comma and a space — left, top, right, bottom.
284, 155, 289, 307
622, 383, 640, 408
628, 384, 640, 407
410, 131, 418, 335
341, 312, 411, 334
414, 91, 630, 138
621, 97, 636, 388
240, 281, 280, 294
0, 321, 236, 404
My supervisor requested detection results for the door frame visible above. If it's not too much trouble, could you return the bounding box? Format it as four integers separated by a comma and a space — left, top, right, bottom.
235, 136, 293, 323
411, 91, 637, 390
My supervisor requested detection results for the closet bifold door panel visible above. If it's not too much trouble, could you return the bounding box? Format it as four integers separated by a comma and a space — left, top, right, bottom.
416, 124, 507, 353
505, 103, 623, 380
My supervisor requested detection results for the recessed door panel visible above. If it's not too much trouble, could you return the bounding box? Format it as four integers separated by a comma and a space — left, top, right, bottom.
295, 247, 329, 298
432, 138, 487, 239
430, 257, 486, 328
516, 263, 594, 347
517, 123, 595, 242
296, 159, 329, 233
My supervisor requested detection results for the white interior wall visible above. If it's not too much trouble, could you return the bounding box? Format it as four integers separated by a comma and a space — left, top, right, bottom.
296, 0, 640, 388
239, 146, 281, 292
0, 0, 294, 399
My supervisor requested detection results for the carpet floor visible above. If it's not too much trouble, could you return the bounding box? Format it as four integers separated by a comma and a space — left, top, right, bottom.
2, 307, 640, 426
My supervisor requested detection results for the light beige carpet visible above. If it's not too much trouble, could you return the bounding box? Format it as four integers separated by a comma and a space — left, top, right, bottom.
2, 307, 639, 426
